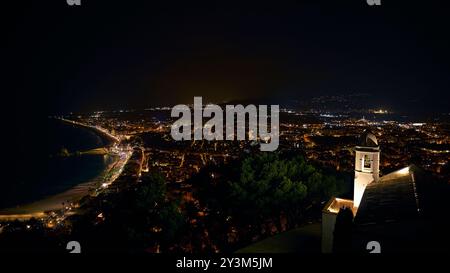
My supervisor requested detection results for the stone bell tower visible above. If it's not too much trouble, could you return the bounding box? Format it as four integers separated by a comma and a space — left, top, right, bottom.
353, 129, 380, 208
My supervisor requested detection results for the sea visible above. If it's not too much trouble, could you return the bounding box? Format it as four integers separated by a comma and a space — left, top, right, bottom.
0, 118, 116, 210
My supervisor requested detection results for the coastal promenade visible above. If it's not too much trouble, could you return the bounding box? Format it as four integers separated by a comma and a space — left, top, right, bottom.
0, 118, 128, 221
58, 117, 120, 144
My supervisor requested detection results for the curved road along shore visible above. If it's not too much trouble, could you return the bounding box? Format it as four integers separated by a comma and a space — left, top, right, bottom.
0, 118, 128, 221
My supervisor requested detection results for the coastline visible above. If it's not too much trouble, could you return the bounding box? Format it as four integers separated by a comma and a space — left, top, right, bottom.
58, 117, 120, 144
0, 153, 122, 221
0, 118, 125, 221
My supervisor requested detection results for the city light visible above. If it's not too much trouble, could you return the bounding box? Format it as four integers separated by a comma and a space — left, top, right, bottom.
398, 166, 410, 175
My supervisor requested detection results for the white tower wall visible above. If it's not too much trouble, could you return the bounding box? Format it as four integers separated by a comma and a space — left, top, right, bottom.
354, 149, 380, 208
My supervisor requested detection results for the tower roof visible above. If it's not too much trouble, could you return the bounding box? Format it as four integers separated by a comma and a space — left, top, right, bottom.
359, 129, 378, 147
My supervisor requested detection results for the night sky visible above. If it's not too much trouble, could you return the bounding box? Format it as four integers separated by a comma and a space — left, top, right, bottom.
9, 0, 450, 114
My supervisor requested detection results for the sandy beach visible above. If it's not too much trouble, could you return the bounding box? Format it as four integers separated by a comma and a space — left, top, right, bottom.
0, 151, 127, 221
0, 118, 127, 221
0, 181, 97, 220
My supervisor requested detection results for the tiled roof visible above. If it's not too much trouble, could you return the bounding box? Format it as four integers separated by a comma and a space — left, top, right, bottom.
355, 165, 420, 225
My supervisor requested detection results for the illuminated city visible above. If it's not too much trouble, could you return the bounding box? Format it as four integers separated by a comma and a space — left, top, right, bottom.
3, 1, 450, 267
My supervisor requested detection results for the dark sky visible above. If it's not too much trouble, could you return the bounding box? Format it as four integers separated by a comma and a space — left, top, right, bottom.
9, 0, 450, 114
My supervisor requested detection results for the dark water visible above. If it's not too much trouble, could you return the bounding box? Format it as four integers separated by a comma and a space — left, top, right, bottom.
0, 119, 114, 209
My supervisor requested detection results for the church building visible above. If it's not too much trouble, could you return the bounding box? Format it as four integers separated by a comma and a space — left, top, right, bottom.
321, 129, 423, 253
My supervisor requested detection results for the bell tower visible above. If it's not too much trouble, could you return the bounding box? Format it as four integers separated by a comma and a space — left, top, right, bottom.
353, 129, 380, 208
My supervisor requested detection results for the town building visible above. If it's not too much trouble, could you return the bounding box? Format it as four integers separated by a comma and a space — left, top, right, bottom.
322, 129, 422, 253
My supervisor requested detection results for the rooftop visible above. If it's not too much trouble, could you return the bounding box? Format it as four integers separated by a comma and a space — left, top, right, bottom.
350, 165, 441, 252
323, 197, 357, 216
355, 165, 421, 226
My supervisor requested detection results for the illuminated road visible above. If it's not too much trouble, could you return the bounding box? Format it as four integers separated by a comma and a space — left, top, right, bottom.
58, 117, 120, 143
0, 119, 128, 222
